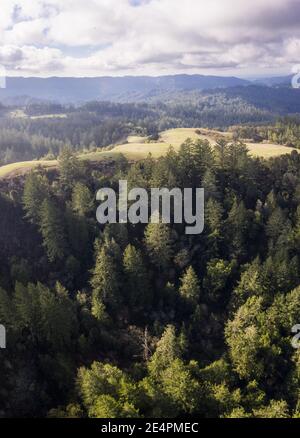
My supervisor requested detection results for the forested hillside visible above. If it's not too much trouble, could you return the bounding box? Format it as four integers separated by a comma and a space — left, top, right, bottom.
1, 95, 300, 167
0, 140, 300, 418
230, 118, 300, 148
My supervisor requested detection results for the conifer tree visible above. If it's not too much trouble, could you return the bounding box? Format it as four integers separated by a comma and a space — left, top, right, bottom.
71, 182, 94, 217
91, 246, 121, 319
23, 172, 49, 224
206, 199, 223, 236
205, 259, 233, 303
226, 197, 250, 258
144, 223, 174, 271
177, 139, 196, 185
192, 139, 215, 183
58, 146, 83, 191
179, 266, 201, 307
148, 325, 181, 378
231, 257, 265, 310
77, 362, 138, 418
39, 198, 68, 262
202, 169, 219, 200
123, 244, 151, 309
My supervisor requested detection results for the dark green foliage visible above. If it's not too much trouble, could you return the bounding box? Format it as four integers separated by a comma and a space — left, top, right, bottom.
123, 244, 152, 311
179, 267, 201, 307
2, 134, 300, 418
91, 244, 121, 319
39, 198, 68, 263
144, 223, 174, 272
23, 171, 49, 224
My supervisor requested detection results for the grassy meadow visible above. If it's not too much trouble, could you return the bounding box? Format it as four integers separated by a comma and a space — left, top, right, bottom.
0, 128, 296, 178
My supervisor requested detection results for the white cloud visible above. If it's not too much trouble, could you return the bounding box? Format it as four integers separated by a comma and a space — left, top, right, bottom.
0, 44, 64, 73
0, 0, 299, 76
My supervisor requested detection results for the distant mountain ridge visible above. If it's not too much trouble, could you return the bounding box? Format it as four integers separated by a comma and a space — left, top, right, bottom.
205, 85, 300, 114
254, 75, 293, 87
0, 74, 250, 104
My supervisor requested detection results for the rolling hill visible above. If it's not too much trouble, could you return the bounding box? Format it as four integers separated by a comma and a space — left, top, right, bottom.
0, 128, 295, 179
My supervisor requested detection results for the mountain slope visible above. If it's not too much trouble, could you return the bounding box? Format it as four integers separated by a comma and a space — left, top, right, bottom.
204, 85, 300, 114
0, 74, 250, 104
254, 75, 293, 87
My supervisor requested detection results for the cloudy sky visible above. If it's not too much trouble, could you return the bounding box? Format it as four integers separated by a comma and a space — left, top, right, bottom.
0, 0, 299, 78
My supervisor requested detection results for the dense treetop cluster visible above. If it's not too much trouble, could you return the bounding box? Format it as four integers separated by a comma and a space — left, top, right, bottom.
0, 139, 300, 418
